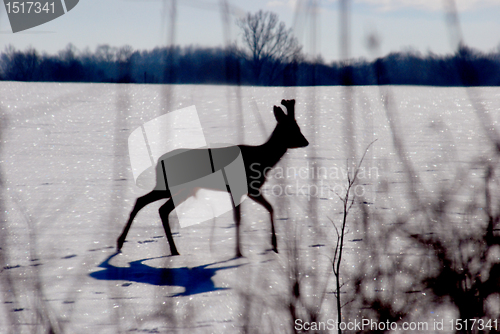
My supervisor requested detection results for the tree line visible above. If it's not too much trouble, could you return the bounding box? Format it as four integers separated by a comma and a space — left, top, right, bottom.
1, 42, 499, 86
2, 10, 499, 87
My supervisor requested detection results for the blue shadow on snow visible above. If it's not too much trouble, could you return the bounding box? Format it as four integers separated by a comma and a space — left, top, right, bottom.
89, 252, 241, 296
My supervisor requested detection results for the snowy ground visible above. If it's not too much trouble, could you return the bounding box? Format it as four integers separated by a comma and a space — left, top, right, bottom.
1, 82, 500, 333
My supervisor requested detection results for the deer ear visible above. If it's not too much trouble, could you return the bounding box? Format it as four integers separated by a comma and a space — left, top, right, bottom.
273, 106, 286, 123
280, 99, 295, 118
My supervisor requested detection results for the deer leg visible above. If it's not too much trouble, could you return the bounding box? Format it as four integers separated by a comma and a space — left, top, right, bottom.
117, 190, 168, 251
158, 191, 189, 256
234, 203, 243, 258
249, 194, 277, 253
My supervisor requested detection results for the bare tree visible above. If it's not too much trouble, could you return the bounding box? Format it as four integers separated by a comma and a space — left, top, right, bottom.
116, 45, 135, 83
58, 43, 79, 62
95, 44, 117, 63
237, 10, 302, 85
1, 45, 40, 81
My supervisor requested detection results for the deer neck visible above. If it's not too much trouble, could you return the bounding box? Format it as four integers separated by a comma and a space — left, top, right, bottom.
259, 127, 288, 168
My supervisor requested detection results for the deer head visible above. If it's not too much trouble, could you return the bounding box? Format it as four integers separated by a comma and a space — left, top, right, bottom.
272, 99, 309, 149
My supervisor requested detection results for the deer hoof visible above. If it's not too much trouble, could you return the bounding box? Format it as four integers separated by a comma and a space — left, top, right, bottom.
117, 237, 125, 250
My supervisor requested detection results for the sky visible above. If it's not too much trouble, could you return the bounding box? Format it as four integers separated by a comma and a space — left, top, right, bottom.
0, 0, 499, 62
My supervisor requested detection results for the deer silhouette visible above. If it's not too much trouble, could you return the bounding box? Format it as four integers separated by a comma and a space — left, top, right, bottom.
117, 99, 308, 257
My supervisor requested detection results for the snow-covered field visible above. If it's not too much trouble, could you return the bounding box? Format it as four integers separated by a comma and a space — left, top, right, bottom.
1, 82, 500, 333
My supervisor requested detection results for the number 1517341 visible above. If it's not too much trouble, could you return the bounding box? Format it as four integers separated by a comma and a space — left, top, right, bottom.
5, 2, 55, 14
